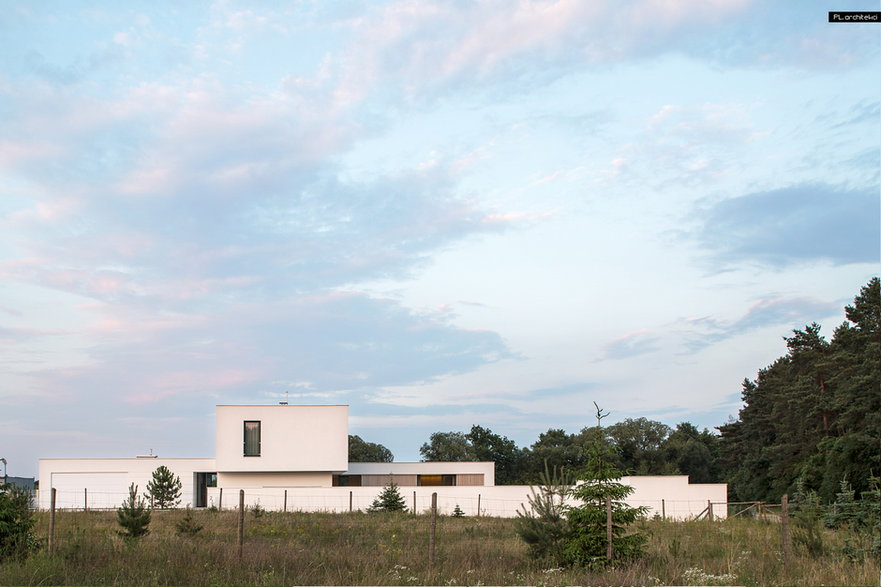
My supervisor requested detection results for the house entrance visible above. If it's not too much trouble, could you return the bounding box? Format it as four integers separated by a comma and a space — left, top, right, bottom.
194, 472, 217, 507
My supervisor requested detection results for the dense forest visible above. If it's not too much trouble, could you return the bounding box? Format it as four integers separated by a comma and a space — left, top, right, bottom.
351, 278, 879, 504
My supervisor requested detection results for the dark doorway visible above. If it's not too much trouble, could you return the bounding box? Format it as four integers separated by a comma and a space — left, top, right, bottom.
195, 472, 217, 507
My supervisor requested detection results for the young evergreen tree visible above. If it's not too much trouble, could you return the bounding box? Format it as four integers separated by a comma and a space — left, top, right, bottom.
367, 480, 408, 512
145, 465, 182, 509
562, 404, 648, 568
514, 462, 576, 562
117, 483, 151, 541
0, 483, 37, 561
175, 506, 204, 537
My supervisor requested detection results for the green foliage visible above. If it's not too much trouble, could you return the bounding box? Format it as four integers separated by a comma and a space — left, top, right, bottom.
791, 477, 825, 557
516, 405, 648, 568
117, 483, 151, 540
720, 278, 881, 504
348, 434, 394, 462
251, 502, 265, 518
522, 428, 591, 481
145, 465, 182, 509
563, 406, 648, 567
451, 504, 465, 517
367, 480, 408, 513
419, 431, 472, 462
465, 425, 525, 485
419, 426, 525, 484
0, 483, 37, 561
514, 462, 576, 562
3, 510, 879, 586
605, 417, 672, 475
174, 506, 203, 537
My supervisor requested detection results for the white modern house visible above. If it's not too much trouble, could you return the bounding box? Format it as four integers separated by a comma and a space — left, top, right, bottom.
38, 404, 726, 519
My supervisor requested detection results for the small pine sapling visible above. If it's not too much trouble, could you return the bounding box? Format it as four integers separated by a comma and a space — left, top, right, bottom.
368, 480, 408, 512
175, 506, 204, 537
117, 483, 151, 541
452, 504, 465, 517
514, 462, 575, 562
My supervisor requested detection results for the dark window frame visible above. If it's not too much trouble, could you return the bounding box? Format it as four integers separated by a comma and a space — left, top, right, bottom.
244, 420, 261, 456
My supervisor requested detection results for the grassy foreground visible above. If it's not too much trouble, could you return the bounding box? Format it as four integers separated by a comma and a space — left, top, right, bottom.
0, 509, 877, 586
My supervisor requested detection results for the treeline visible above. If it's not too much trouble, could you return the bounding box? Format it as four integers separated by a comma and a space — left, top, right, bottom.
719, 277, 880, 503
352, 278, 879, 503
352, 415, 723, 486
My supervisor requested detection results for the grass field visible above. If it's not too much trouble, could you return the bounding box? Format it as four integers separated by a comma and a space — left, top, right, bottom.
0, 508, 877, 586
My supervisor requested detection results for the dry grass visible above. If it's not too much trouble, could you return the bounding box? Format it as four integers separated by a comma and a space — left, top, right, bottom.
0, 508, 876, 585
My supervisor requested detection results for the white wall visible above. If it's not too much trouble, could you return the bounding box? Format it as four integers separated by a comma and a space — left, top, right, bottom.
38, 457, 216, 510
215, 405, 348, 473
38, 457, 726, 519
203, 479, 726, 519
218, 471, 332, 488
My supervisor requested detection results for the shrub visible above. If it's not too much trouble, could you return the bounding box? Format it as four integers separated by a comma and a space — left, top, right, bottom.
117, 483, 151, 541
0, 483, 37, 561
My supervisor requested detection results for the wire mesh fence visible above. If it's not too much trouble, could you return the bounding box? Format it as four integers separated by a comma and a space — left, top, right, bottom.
36, 486, 729, 520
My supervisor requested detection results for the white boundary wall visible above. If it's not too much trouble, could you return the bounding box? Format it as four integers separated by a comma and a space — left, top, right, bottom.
38, 459, 726, 519
198, 476, 726, 520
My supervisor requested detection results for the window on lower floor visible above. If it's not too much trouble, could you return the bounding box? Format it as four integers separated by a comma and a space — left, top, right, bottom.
333, 475, 362, 487
244, 421, 261, 456
417, 474, 456, 486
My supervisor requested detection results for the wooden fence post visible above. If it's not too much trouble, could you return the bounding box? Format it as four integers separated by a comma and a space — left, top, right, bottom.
283, 489, 287, 513
48, 488, 56, 555
350, 490, 353, 512
606, 496, 613, 560
477, 494, 481, 517
781, 494, 790, 571
661, 499, 666, 520
413, 491, 416, 514
708, 499, 714, 522
429, 492, 438, 574
238, 490, 245, 561
84, 488, 88, 512
219, 487, 223, 510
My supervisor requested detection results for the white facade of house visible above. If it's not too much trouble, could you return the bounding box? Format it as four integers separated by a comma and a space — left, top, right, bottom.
37, 404, 727, 519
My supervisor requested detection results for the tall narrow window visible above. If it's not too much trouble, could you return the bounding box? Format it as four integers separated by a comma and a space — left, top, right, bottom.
244, 421, 261, 456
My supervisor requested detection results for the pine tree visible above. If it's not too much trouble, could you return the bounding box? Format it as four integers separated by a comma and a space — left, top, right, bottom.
175, 506, 203, 537
562, 404, 648, 568
514, 462, 576, 562
367, 480, 408, 512
145, 465, 182, 509
0, 483, 36, 561
117, 483, 151, 541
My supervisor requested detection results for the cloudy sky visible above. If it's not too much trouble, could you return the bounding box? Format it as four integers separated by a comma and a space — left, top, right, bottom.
2, 1, 878, 478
